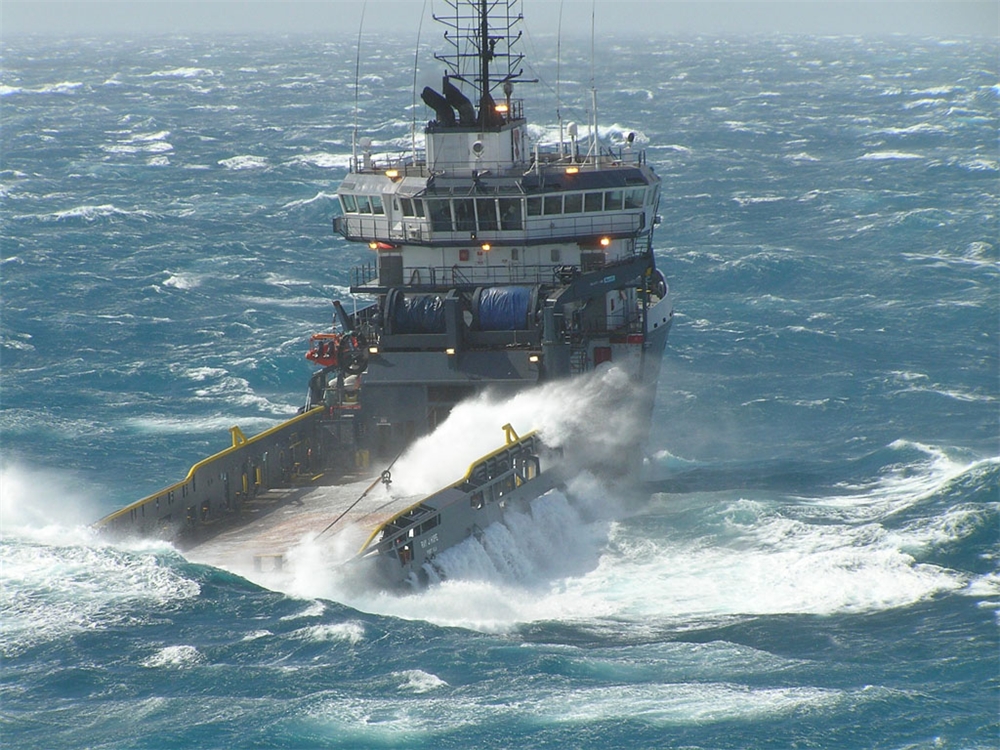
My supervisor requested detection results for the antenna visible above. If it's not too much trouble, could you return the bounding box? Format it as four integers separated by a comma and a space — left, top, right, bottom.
352, 1, 367, 174
411, 0, 429, 160
557, 0, 564, 158
589, 0, 599, 163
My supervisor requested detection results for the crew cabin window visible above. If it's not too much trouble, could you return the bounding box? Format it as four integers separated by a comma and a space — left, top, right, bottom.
543, 195, 562, 215
476, 199, 498, 231
499, 198, 522, 230
371, 195, 385, 215
526, 197, 542, 216
584, 192, 603, 212
356, 195, 372, 213
340, 194, 358, 213
564, 193, 583, 214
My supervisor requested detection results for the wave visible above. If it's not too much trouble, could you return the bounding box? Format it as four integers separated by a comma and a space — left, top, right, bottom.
145, 67, 217, 79
0, 81, 83, 96
30, 204, 155, 223
1, 532, 198, 658
162, 271, 202, 290
140, 644, 205, 668
279, 191, 340, 210
218, 155, 269, 170
858, 150, 924, 161
286, 152, 351, 170
123, 414, 288, 435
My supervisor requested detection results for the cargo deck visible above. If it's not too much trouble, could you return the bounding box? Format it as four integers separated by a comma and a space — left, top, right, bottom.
182, 475, 418, 577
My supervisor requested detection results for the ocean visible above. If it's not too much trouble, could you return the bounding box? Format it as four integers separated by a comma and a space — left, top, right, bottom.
2, 28, 997, 749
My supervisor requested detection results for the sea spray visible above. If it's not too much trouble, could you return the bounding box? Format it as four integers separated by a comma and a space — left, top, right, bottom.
390, 364, 653, 497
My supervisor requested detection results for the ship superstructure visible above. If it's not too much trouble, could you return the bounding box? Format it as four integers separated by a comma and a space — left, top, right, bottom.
316, 0, 672, 461
97, 0, 673, 587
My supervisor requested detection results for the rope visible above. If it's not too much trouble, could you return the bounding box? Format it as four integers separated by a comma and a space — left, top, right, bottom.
315, 448, 405, 539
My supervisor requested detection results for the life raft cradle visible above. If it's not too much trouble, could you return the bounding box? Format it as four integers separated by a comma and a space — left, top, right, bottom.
305, 332, 343, 368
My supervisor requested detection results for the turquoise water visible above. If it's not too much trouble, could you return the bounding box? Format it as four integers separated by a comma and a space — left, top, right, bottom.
2, 32, 997, 749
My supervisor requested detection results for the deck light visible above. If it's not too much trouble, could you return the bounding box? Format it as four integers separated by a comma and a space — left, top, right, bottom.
528, 353, 541, 363
565, 166, 579, 175
385, 169, 400, 180
445, 348, 456, 356
481, 243, 491, 252
368, 241, 379, 250
600, 236, 611, 248
368, 346, 379, 355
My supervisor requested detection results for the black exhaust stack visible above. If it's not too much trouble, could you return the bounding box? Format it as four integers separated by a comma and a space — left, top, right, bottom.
443, 78, 476, 127
420, 87, 456, 127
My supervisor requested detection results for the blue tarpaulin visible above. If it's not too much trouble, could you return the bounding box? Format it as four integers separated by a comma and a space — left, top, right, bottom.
477, 286, 530, 331
393, 295, 446, 334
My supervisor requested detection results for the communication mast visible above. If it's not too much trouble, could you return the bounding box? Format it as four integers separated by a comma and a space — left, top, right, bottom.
432, 0, 529, 108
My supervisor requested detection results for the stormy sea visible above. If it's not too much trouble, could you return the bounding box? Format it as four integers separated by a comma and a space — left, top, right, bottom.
2, 29, 997, 749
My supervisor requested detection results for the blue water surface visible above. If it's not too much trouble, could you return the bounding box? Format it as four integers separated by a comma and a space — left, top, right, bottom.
2, 30, 997, 750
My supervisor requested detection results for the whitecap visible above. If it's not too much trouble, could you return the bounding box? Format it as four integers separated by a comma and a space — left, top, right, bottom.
162, 271, 201, 290
732, 194, 786, 207
287, 152, 350, 169
280, 191, 339, 210
141, 645, 205, 668
1, 512, 200, 657
146, 67, 216, 79
858, 150, 923, 161
23, 81, 83, 95
48, 204, 146, 221
962, 572, 1000, 602
124, 414, 286, 435
218, 155, 268, 170
531, 682, 847, 725
292, 621, 366, 645
241, 629, 274, 641
394, 669, 448, 693
280, 601, 327, 621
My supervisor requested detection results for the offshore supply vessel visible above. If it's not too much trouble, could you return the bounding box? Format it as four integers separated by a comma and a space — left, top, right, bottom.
97, 0, 673, 588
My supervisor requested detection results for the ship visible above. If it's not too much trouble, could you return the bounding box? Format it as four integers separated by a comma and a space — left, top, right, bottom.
96, 0, 673, 589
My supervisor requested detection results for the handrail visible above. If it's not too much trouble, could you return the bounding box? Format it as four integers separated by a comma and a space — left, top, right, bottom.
355, 426, 539, 555
95, 406, 325, 532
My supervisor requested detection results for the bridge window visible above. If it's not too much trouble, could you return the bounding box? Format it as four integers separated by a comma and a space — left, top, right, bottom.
543, 195, 562, 215
371, 195, 385, 215
605, 190, 624, 210
454, 199, 475, 231
624, 188, 645, 209
584, 192, 603, 212
476, 198, 498, 231
428, 199, 452, 231
499, 198, 522, 230
564, 193, 583, 214
340, 194, 358, 213
356, 195, 372, 213
400, 197, 414, 217
526, 196, 542, 216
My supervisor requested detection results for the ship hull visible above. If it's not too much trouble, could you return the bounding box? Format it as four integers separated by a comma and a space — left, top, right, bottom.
98, 312, 670, 590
